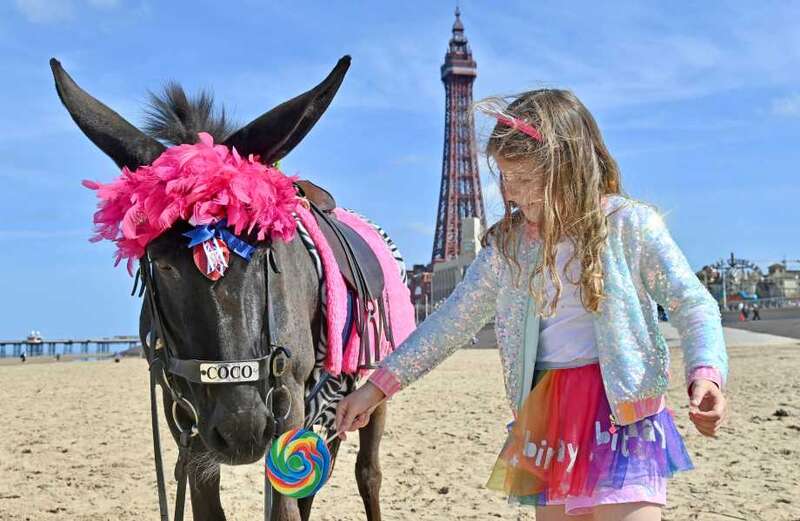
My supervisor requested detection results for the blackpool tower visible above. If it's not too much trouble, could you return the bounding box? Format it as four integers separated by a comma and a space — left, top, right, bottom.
431, 7, 486, 264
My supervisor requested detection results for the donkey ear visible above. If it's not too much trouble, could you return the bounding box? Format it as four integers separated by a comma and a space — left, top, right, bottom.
50, 58, 165, 170
224, 55, 351, 165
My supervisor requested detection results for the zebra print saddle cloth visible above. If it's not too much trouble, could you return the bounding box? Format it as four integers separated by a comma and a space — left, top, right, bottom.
293, 208, 415, 434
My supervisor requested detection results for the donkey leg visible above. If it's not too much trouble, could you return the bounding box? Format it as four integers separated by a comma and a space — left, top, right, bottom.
355, 402, 387, 521
297, 437, 342, 521
297, 490, 314, 521
187, 460, 226, 521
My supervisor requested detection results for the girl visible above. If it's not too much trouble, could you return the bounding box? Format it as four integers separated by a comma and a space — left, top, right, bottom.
335, 89, 728, 521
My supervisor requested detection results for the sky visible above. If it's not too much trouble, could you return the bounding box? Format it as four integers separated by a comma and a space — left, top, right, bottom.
1, 0, 799, 339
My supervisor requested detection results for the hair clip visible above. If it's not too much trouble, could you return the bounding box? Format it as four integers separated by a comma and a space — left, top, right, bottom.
495, 115, 542, 142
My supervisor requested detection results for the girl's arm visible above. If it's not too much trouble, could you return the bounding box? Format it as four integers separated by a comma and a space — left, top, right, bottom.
637, 205, 728, 389
369, 241, 503, 398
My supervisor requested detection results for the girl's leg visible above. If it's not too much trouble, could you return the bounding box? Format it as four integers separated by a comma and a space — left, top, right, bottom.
592, 502, 661, 521
536, 505, 593, 521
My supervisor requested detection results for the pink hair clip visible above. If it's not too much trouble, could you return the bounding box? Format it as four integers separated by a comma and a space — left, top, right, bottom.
495, 115, 542, 142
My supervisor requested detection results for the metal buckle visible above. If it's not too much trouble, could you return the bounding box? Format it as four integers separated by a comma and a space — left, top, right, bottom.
269, 346, 292, 376
271, 355, 287, 377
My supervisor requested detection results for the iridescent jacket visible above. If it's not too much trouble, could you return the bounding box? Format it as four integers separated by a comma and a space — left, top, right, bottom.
371, 195, 728, 426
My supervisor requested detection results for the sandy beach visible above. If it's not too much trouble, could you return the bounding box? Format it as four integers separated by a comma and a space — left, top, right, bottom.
1, 342, 799, 521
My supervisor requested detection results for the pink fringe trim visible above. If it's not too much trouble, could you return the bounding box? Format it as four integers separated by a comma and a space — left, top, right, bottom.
333, 209, 416, 377
294, 206, 415, 377
293, 205, 348, 376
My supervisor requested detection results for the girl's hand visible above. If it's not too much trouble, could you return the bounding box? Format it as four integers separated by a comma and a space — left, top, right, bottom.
688, 379, 726, 437
335, 382, 386, 440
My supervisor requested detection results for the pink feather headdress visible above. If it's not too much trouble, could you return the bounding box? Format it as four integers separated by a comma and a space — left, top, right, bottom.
83, 132, 300, 274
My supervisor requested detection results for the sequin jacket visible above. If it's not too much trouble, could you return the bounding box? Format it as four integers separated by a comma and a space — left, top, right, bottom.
371, 195, 728, 426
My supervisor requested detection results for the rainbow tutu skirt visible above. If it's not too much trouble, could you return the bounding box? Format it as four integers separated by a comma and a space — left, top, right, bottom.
486, 363, 693, 508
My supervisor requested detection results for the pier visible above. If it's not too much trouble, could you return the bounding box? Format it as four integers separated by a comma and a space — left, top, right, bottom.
0, 336, 141, 358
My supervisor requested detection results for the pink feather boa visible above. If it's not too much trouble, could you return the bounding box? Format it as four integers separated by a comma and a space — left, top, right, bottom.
82, 132, 300, 274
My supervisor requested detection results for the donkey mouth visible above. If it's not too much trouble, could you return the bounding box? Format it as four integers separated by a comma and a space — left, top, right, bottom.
202, 424, 271, 465
218, 448, 266, 466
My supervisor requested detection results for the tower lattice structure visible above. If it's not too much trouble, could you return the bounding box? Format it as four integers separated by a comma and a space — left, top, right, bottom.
431, 7, 486, 264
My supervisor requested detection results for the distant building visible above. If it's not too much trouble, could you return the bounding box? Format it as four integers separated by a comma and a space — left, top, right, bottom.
766, 263, 800, 298
432, 217, 483, 304
407, 264, 433, 323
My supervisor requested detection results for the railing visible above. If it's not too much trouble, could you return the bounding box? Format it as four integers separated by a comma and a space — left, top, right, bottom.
720, 296, 800, 311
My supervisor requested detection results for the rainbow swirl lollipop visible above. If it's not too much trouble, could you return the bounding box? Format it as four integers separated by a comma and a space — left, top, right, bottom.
266, 428, 332, 498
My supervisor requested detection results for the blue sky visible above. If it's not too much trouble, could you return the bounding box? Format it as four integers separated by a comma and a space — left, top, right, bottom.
1, 1, 799, 339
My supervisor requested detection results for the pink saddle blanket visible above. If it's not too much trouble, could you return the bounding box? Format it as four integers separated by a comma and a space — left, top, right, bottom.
294, 206, 415, 376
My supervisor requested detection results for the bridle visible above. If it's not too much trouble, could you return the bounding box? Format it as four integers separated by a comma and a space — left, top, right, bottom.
135, 240, 292, 521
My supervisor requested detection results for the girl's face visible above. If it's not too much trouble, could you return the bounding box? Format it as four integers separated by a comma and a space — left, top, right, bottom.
496, 155, 545, 223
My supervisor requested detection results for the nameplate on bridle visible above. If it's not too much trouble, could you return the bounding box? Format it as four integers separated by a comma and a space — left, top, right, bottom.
199, 361, 259, 383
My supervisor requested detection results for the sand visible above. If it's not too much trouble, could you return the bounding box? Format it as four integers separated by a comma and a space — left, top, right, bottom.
1, 343, 799, 521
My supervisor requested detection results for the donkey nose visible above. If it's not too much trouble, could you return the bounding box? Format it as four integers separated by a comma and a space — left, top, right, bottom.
213, 408, 269, 450
204, 386, 270, 458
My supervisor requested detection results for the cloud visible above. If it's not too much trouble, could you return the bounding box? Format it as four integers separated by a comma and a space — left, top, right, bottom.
405, 222, 435, 237
770, 94, 800, 117
15, 0, 121, 24
389, 153, 431, 167
87, 0, 120, 7
219, 36, 443, 117
15, 0, 74, 23
472, 2, 800, 114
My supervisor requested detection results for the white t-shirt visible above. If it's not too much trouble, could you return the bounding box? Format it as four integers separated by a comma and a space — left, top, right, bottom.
536, 240, 598, 366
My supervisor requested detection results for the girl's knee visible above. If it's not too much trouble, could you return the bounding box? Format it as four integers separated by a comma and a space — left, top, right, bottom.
592, 502, 662, 521
535, 505, 592, 521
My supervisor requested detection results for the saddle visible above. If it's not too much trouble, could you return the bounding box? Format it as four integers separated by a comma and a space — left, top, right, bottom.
295, 180, 395, 367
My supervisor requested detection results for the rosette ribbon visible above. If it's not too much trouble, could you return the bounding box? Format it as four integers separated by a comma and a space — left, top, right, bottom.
182, 218, 256, 261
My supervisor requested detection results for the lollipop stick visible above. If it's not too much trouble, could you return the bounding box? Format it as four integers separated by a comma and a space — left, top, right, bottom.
324, 430, 343, 444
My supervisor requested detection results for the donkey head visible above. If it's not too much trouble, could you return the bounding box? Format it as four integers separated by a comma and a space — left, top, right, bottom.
52, 56, 350, 464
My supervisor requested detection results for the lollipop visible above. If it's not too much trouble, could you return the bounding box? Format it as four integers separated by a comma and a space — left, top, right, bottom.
266, 428, 332, 498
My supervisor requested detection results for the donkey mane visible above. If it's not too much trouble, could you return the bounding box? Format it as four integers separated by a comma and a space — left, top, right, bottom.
144, 83, 237, 146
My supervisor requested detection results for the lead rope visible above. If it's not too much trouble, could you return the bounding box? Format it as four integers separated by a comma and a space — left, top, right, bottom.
264, 245, 292, 521
140, 258, 171, 521
264, 246, 274, 521
263, 245, 296, 521
149, 365, 171, 521
141, 256, 193, 521
173, 433, 190, 521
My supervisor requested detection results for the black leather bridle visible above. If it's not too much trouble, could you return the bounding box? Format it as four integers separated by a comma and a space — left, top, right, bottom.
135, 241, 292, 521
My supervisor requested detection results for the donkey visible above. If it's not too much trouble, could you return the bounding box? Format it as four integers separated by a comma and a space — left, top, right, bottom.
51, 56, 388, 521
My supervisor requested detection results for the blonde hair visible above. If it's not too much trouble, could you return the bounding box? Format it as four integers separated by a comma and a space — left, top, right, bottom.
476, 89, 624, 316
